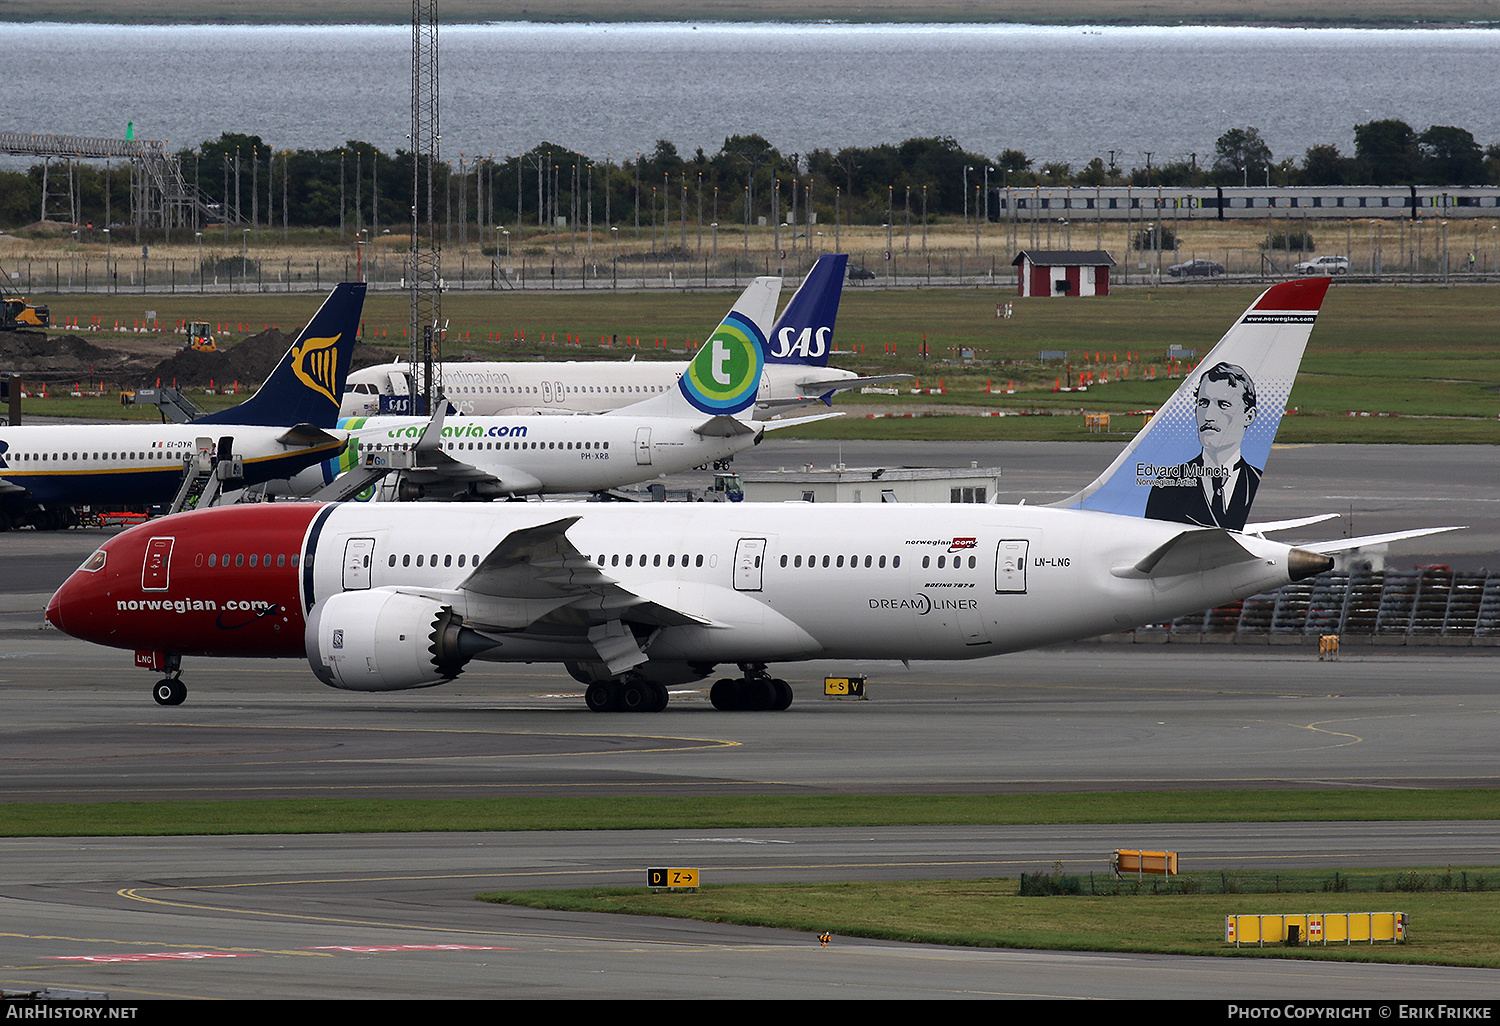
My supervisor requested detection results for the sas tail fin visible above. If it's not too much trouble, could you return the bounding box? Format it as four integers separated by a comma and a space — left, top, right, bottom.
1056, 277, 1329, 531
198, 282, 367, 428
610, 276, 781, 419
766, 253, 847, 366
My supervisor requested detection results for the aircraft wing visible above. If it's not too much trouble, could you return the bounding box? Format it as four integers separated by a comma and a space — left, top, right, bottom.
459, 517, 714, 631
399, 452, 543, 497
0, 475, 28, 496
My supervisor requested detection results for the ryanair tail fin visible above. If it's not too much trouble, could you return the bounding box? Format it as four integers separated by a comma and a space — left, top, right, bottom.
198, 282, 367, 428
1055, 277, 1329, 531
766, 254, 846, 365
610, 276, 781, 420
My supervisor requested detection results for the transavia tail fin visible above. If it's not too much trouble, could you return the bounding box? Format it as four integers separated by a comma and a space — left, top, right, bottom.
198, 282, 367, 428
609, 276, 781, 419
1055, 277, 1330, 531
766, 253, 847, 366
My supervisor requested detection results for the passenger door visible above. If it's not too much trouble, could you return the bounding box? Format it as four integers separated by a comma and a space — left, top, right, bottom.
733, 537, 767, 591
342, 537, 375, 590
141, 537, 174, 592
995, 539, 1028, 594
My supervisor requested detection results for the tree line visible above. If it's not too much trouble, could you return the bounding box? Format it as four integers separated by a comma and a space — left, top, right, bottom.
2, 119, 1496, 234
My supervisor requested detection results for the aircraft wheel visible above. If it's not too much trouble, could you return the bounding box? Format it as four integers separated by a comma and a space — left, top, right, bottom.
710, 678, 740, 711
618, 679, 651, 712
152, 679, 186, 706
741, 678, 776, 711
647, 682, 669, 713
770, 679, 793, 711
584, 682, 618, 712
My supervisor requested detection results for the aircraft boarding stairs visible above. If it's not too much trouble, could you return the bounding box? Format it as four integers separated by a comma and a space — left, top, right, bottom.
169, 437, 243, 514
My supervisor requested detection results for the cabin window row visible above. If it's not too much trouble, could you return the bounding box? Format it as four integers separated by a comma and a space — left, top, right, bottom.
441, 440, 609, 452
923, 554, 978, 569
198, 552, 300, 568
780, 554, 903, 569
450, 385, 664, 395
11, 450, 186, 462
389, 553, 482, 568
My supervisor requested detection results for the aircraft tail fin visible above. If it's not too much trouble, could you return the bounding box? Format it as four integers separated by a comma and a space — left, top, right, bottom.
609, 276, 781, 419
766, 253, 847, 366
198, 282, 367, 428
1055, 277, 1329, 531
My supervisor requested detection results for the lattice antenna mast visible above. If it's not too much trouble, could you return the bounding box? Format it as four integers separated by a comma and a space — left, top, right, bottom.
408, 0, 442, 412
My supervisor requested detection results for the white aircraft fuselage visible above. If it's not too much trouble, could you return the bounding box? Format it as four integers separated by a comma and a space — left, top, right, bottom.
46, 501, 1326, 692
340, 360, 858, 418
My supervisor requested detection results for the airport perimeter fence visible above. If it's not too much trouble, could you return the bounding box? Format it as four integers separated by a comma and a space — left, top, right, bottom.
11, 251, 1500, 298
1124, 567, 1500, 645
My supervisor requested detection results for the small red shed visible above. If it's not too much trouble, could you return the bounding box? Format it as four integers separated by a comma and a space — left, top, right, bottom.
1012, 250, 1115, 298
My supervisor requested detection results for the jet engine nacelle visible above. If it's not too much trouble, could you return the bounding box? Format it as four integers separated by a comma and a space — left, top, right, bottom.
305, 588, 470, 691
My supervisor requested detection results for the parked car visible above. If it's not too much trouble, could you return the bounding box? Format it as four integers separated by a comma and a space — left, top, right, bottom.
1167, 258, 1225, 278
1293, 255, 1351, 275
847, 265, 877, 281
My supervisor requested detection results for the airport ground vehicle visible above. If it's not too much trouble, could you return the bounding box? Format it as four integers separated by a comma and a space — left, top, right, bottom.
1168, 258, 1225, 278
1293, 255, 1351, 275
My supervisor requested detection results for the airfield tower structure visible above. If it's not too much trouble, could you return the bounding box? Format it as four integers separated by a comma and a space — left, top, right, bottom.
408, 0, 442, 414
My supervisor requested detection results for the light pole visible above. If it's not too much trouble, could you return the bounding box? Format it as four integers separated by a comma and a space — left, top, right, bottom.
963, 165, 972, 223
610, 226, 618, 289
241, 228, 250, 290
103, 228, 111, 294
196, 231, 203, 293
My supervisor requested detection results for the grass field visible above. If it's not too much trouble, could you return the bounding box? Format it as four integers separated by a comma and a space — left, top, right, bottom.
18, 278, 1500, 443
5, 790, 1484, 965
2, 0, 1495, 25
480, 875, 1500, 966
4, 790, 1498, 836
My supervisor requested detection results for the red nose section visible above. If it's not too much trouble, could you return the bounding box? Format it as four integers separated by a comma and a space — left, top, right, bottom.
45, 587, 66, 634
46, 505, 323, 658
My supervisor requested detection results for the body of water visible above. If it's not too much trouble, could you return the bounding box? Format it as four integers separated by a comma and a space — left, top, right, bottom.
5, 22, 1499, 168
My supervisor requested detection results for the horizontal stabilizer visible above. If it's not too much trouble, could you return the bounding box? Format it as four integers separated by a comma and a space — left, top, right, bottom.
1114, 528, 1257, 579
760, 412, 844, 431
1303, 526, 1466, 554
1242, 513, 1340, 536
798, 373, 913, 393
694, 415, 760, 438
275, 424, 344, 449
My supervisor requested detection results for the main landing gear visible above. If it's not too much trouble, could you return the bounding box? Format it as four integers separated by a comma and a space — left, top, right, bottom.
710, 665, 793, 712
584, 674, 669, 713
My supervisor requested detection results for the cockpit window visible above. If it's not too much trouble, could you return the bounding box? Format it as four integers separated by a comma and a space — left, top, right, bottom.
80, 550, 106, 573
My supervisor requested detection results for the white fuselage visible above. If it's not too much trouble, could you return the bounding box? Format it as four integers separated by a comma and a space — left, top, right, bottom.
340, 360, 856, 417
282, 411, 761, 498
0, 422, 345, 509
302, 501, 1298, 665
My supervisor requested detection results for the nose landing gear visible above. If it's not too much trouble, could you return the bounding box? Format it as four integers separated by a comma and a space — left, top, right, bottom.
145, 652, 186, 706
